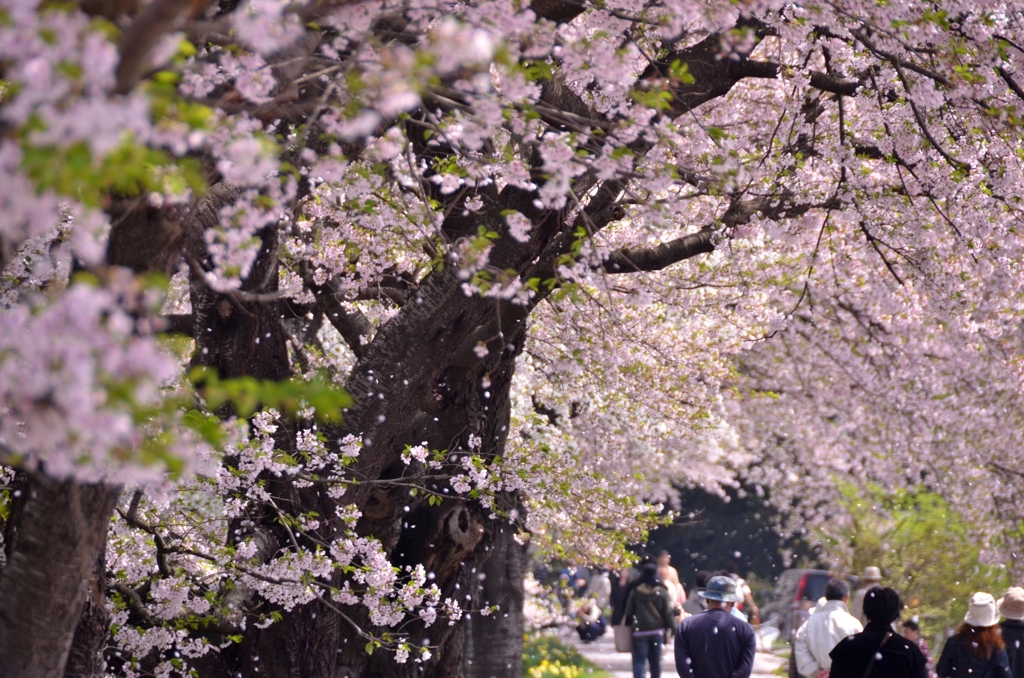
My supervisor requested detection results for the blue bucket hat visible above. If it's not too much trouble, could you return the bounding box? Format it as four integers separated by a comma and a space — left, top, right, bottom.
700, 575, 743, 602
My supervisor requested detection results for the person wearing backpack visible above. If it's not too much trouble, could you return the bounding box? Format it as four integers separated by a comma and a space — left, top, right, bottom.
935, 593, 1010, 678
623, 562, 677, 678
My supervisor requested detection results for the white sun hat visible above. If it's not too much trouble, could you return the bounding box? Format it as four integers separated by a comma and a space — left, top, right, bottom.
964, 592, 999, 628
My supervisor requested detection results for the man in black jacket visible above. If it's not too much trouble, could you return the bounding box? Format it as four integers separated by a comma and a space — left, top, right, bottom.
829, 588, 927, 678
675, 576, 756, 678
998, 587, 1024, 678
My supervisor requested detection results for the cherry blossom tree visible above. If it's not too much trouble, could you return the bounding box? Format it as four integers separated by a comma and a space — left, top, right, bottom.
4, 0, 1024, 676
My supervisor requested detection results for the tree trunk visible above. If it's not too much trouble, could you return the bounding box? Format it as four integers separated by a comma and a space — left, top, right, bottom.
0, 473, 120, 678
235, 266, 532, 678
464, 522, 528, 678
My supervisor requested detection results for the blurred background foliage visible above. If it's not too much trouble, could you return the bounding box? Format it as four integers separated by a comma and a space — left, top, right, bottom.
814, 483, 1011, 647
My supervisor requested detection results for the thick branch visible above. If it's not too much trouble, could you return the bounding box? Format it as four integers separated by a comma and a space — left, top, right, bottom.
114, 0, 193, 94
301, 273, 373, 359
601, 228, 715, 273
997, 67, 1024, 102
808, 70, 863, 96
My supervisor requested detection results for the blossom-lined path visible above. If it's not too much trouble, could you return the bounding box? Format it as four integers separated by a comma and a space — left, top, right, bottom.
565, 627, 785, 678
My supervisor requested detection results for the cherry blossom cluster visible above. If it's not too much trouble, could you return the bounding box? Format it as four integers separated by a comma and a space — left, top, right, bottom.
8, 0, 1024, 671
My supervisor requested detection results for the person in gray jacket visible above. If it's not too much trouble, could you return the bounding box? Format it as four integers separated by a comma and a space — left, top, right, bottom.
675, 576, 756, 678
624, 562, 677, 678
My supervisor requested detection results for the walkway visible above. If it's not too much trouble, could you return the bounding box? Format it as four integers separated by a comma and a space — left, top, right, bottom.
566, 627, 786, 678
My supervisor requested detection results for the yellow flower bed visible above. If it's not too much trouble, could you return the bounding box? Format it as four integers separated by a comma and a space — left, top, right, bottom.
526, 659, 588, 678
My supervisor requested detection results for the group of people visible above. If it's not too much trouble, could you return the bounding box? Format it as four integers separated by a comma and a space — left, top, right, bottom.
607, 554, 760, 678
609, 560, 1024, 678
615, 565, 756, 678
793, 567, 1024, 678
794, 569, 1024, 678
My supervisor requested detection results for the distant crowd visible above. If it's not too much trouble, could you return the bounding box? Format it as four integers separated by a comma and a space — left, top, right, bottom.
790, 567, 1024, 678
548, 559, 1024, 678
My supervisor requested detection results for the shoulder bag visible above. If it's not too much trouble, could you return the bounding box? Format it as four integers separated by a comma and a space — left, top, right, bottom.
614, 624, 633, 652
862, 632, 894, 678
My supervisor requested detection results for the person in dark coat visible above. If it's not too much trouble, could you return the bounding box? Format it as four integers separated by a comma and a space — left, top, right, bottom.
998, 588, 1024, 678
829, 587, 928, 678
612, 566, 639, 626
935, 592, 1010, 678
675, 575, 756, 678
624, 562, 676, 678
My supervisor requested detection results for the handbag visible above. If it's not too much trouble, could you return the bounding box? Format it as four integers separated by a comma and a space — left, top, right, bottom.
614, 624, 633, 652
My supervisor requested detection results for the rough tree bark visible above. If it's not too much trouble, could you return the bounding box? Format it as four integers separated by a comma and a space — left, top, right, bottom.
0, 473, 120, 678
464, 524, 529, 678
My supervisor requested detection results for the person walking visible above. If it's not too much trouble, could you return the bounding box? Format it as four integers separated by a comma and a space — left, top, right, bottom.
623, 562, 676, 678
849, 566, 883, 626
659, 550, 687, 613
613, 565, 640, 626
934, 593, 1010, 678
998, 587, 1024, 678
829, 587, 928, 678
794, 578, 863, 678
675, 575, 757, 678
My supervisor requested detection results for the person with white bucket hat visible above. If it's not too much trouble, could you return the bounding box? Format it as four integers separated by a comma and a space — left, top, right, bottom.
997, 587, 1024, 678
936, 592, 1010, 678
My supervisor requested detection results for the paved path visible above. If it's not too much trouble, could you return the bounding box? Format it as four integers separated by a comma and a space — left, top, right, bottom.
565, 627, 786, 678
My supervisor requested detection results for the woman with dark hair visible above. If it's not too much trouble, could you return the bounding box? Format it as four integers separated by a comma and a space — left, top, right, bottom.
829, 587, 928, 678
936, 593, 1010, 678
622, 562, 676, 678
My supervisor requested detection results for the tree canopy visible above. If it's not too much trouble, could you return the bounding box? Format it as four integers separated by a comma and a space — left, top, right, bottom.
2, 0, 1024, 676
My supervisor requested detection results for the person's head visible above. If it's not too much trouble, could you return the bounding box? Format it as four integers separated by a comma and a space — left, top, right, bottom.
700, 575, 743, 610
639, 562, 662, 587
997, 587, 1024, 621
902, 619, 920, 642
694, 570, 712, 589
824, 578, 851, 602
860, 566, 882, 585
658, 550, 671, 566
958, 592, 1005, 659
964, 592, 1000, 628
863, 587, 902, 625
724, 561, 739, 577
